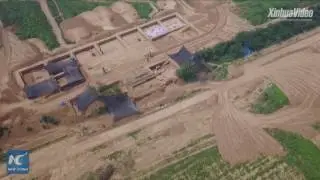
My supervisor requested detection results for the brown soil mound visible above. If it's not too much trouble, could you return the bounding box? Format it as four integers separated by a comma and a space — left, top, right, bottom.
229, 77, 270, 111
2, 30, 41, 68
228, 63, 244, 79
0, 28, 42, 90
157, 0, 177, 10
111, 1, 139, 23
60, 16, 100, 43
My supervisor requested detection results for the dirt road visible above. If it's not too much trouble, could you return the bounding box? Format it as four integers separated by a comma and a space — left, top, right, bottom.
37, 0, 66, 47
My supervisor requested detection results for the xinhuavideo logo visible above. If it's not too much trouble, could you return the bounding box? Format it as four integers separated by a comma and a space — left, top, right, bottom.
6, 149, 30, 174
268, 8, 314, 19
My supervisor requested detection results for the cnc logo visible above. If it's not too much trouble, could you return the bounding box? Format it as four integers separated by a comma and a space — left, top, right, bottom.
6, 150, 29, 174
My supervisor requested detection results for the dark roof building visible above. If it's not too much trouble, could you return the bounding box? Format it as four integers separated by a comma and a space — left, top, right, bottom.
169, 46, 206, 71
100, 94, 139, 120
74, 88, 139, 119
24, 79, 59, 99
62, 66, 85, 88
46, 57, 78, 75
74, 88, 99, 112
169, 46, 194, 66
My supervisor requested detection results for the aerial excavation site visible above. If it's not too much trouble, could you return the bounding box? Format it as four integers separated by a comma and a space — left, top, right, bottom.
0, 0, 320, 179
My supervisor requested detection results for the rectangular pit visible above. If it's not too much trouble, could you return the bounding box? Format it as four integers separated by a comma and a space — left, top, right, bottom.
99, 37, 125, 55
74, 46, 100, 64
171, 26, 199, 41
141, 22, 169, 40
160, 16, 185, 32
22, 64, 50, 86
121, 29, 147, 45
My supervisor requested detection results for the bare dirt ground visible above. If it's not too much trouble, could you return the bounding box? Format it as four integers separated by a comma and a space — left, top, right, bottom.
59, 1, 137, 43
1, 1, 320, 179
2, 29, 320, 179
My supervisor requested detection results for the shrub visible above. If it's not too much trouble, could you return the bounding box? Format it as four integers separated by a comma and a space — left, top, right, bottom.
26, 127, 33, 132
176, 62, 198, 82
40, 115, 59, 125
213, 64, 229, 80
0, 126, 9, 138
98, 84, 121, 96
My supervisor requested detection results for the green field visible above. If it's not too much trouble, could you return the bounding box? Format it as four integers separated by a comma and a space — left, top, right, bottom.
144, 147, 302, 180
252, 83, 289, 114
269, 129, 320, 180
233, 0, 319, 25
131, 2, 153, 19
144, 129, 320, 180
0, 0, 59, 49
48, 0, 117, 24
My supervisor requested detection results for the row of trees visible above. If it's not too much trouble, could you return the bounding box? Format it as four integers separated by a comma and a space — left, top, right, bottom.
195, 5, 320, 64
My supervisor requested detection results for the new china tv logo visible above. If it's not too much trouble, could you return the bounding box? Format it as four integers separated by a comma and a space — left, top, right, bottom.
6, 149, 30, 174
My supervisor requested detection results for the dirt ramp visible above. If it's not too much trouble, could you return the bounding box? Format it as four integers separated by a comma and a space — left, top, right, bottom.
212, 93, 285, 165
111, 1, 139, 23
2, 30, 41, 68
27, 38, 50, 55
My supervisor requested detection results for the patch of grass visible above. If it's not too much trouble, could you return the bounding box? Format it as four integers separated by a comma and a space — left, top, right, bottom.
127, 129, 141, 139
131, 2, 153, 19
213, 63, 228, 80
312, 122, 320, 131
268, 129, 320, 180
0, 0, 59, 49
252, 83, 289, 114
48, 0, 117, 21
90, 143, 107, 153
175, 89, 202, 102
98, 84, 121, 96
0, 151, 6, 163
233, 0, 319, 25
173, 134, 214, 155
107, 150, 124, 161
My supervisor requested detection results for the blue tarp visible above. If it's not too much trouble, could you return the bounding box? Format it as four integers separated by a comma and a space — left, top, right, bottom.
24, 79, 59, 99
46, 57, 78, 75
243, 41, 253, 58
99, 94, 139, 120
63, 66, 85, 86
74, 88, 99, 112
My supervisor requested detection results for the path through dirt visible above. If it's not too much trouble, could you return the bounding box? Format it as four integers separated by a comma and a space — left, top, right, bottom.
37, 0, 66, 47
